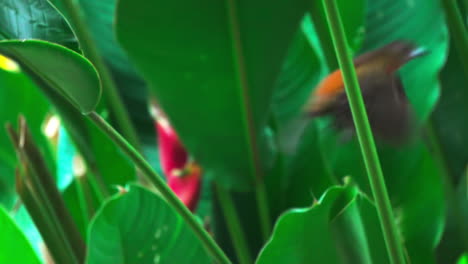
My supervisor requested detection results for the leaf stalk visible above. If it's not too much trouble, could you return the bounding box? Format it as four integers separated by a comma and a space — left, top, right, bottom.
87, 112, 231, 264
58, 0, 141, 150
321, 0, 406, 263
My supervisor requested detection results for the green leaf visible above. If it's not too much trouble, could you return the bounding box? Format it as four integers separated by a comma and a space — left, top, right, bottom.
0, 0, 78, 50
433, 39, 468, 182
116, 0, 308, 190
284, 123, 335, 208
0, 0, 78, 207
49, 0, 154, 139
269, 18, 331, 208
0, 39, 136, 242
0, 40, 101, 114
458, 253, 468, 264
13, 206, 46, 261
272, 17, 325, 129
360, 0, 448, 122
319, 134, 445, 263
86, 185, 211, 264
0, 206, 41, 264
256, 184, 389, 264
309, 0, 367, 70
334, 0, 367, 51
0, 41, 135, 194
58, 122, 137, 235
52, 0, 138, 77
436, 172, 468, 262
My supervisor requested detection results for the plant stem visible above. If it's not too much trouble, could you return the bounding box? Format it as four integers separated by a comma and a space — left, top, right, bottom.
87, 112, 231, 264
255, 183, 271, 240
58, 0, 140, 151
310, 1, 339, 71
321, 1, 406, 264
74, 175, 90, 226
441, 0, 468, 78
87, 170, 105, 205
225, 0, 271, 240
215, 183, 252, 264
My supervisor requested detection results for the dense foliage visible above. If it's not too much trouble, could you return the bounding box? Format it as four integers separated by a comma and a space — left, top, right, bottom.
0, 0, 466, 263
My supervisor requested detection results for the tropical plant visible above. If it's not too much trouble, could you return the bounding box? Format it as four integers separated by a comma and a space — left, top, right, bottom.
0, 0, 466, 263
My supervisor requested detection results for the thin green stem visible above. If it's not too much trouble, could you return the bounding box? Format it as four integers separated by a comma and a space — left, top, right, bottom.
225, 0, 271, 240
441, 0, 468, 78
81, 176, 97, 216
87, 171, 105, 205
215, 183, 252, 264
87, 112, 231, 264
58, 0, 140, 151
74, 175, 90, 226
310, 0, 339, 71
321, 1, 406, 264
255, 183, 271, 240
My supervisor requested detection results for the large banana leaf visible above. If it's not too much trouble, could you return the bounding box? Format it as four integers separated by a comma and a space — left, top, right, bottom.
116, 0, 309, 190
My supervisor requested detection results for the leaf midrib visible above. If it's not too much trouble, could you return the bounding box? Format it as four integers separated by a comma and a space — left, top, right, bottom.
224, 0, 261, 184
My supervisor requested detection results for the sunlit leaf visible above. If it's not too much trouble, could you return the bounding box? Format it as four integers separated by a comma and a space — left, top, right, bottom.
0, 206, 41, 264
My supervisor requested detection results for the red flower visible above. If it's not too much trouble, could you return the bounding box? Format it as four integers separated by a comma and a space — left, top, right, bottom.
152, 104, 201, 211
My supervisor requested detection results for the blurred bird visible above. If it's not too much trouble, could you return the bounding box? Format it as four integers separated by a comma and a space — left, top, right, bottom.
303, 40, 428, 144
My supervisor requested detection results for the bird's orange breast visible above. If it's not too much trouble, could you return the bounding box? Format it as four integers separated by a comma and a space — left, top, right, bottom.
305, 66, 371, 115
315, 69, 344, 97
304, 69, 345, 115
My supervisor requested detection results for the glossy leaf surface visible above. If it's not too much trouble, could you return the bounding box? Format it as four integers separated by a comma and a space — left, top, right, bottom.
256, 184, 389, 264
0, 40, 101, 114
86, 185, 211, 264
